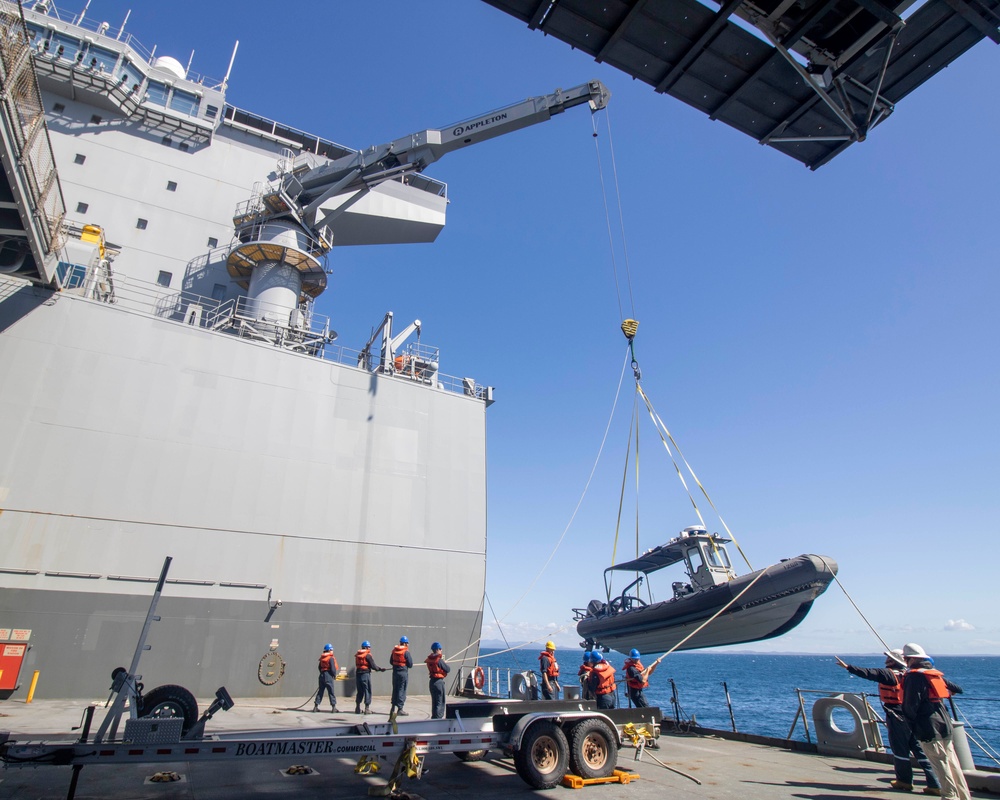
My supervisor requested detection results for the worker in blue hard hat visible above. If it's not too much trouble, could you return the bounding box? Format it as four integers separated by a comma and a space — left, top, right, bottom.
354, 639, 386, 715
587, 651, 617, 709
389, 636, 413, 716
425, 642, 451, 719
624, 648, 652, 708
314, 643, 338, 713
579, 651, 595, 701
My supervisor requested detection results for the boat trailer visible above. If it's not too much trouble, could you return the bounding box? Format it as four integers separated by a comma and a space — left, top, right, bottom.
0, 558, 661, 796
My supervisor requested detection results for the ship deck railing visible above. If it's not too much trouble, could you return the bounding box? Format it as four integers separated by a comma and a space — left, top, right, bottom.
69, 269, 489, 401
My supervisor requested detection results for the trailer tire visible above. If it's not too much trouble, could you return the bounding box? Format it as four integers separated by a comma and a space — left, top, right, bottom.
568, 718, 617, 779
514, 720, 569, 789
455, 749, 487, 762
140, 685, 199, 735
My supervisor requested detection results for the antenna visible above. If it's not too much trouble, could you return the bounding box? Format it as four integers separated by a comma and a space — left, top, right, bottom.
116, 9, 130, 41
77, 0, 91, 25
186, 50, 195, 76
223, 40, 239, 90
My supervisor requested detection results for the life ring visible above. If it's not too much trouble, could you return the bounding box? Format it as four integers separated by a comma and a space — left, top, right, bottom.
473, 666, 485, 690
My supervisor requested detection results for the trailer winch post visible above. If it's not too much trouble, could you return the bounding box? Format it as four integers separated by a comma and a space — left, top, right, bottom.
92, 556, 173, 744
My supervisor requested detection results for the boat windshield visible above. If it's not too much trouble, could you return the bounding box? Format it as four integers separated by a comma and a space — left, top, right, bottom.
704, 542, 732, 569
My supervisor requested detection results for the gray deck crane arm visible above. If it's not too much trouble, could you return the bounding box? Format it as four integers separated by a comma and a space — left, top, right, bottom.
291, 80, 609, 217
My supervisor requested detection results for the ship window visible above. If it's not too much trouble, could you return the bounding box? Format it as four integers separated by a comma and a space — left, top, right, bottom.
212, 283, 226, 301
205, 105, 219, 119
157, 271, 172, 287
207, 237, 218, 248
166, 181, 177, 192
90, 114, 102, 125
136, 218, 148, 230
169, 89, 200, 117
162, 136, 173, 147
53, 102, 65, 114
51, 33, 82, 62
87, 46, 118, 73
76, 202, 89, 214
74, 153, 86, 165
179, 142, 190, 152
146, 81, 169, 107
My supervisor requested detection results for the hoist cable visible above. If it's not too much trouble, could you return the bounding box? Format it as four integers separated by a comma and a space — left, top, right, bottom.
591, 112, 626, 321
603, 106, 637, 319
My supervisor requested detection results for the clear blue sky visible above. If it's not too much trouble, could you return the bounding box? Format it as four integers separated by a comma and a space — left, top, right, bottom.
73, 1, 999, 655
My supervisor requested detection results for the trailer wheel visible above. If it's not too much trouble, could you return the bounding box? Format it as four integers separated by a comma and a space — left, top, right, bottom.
568, 718, 617, 779
514, 720, 569, 789
455, 749, 487, 762
140, 685, 199, 734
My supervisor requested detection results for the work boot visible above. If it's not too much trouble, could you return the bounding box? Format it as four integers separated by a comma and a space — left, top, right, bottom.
312, 705, 319, 713
890, 781, 913, 791
397, 710, 409, 717
355, 705, 362, 714
330, 705, 337, 712
922, 789, 941, 796
364, 706, 371, 715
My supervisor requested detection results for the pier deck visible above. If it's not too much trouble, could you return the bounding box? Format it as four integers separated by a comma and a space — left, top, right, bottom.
0, 696, 946, 798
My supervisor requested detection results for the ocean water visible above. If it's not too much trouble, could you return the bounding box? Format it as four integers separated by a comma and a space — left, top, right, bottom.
474, 649, 1000, 765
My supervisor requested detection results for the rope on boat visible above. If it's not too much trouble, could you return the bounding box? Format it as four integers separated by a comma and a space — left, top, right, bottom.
634, 380, 754, 572
818, 555, 891, 652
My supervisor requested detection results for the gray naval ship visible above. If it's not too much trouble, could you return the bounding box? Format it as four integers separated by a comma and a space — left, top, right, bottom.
1, 0, 995, 703
0, 1, 609, 700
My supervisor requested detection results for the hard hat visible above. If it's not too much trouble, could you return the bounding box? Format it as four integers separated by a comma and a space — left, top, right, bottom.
590, 652, 603, 663
629, 648, 640, 659
902, 642, 928, 659
361, 640, 371, 649
400, 635, 409, 644
546, 640, 556, 650
884, 649, 906, 667
431, 642, 442, 651
583, 650, 592, 661
323, 643, 333, 652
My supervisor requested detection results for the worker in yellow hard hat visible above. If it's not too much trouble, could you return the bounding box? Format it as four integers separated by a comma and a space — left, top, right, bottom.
538, 641, 561, 700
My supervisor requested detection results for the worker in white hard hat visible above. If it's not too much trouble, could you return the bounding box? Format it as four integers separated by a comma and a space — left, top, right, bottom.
901, 643, 970, 800
835, 650, 939, 793
538, 641, 561, 700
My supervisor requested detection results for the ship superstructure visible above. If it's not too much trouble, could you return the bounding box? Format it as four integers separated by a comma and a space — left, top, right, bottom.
0, 1, 605, 698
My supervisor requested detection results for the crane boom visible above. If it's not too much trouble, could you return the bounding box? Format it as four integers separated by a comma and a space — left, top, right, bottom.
283, 80, 610, 225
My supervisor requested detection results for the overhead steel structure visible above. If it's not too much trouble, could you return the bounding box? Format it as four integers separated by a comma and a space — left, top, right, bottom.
483, 0, 1000, 168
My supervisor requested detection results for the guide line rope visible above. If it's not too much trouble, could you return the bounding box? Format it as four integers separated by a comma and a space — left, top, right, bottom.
494, 348, 631, 624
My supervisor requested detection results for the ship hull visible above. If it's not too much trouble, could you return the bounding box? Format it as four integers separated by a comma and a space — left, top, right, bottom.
0, 280, 488, 699
577, 555, 837, 654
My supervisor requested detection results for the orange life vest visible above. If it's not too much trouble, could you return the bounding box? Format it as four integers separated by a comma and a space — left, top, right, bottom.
426, 653, 447, 679
624, 657, 648, 690
909, 668, 951, 701
355, 649, 371, 672
878, 670, 904, 705
592, 661, 616, 696
319, 652, 338, 674
391, 644, 409, 668
578, 663, 593, 677
538, 651, 559, 678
